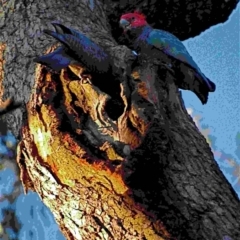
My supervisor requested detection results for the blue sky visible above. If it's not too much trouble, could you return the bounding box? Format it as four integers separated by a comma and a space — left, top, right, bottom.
182, 3, 240, 198
182, 4, 239, 160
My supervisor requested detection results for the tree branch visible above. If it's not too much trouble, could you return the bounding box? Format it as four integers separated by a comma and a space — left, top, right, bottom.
105, 0, 239, 41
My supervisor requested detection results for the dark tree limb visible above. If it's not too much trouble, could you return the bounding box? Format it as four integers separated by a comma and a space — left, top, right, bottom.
0, 0, 239, 240
104, 0, 239, 41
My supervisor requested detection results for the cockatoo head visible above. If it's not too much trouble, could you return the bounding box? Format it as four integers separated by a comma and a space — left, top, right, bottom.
119, 11, 147, 33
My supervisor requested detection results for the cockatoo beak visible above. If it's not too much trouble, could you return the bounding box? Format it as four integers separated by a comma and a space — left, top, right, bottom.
119, 19, 131, 33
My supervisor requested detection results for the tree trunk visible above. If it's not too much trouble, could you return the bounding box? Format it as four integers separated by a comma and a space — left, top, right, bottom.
0, 0, 239, 239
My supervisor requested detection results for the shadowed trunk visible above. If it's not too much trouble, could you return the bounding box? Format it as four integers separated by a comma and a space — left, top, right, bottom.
0, 0, 239, 239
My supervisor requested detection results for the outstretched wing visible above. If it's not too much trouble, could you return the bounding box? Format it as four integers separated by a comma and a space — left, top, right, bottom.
147, 29, 215, 92
51, 22, 79, 37
34, 46, 73, 71
43, 29, 110, 74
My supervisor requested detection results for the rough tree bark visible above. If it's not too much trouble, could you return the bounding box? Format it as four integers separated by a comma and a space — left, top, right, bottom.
0, 0, 239, 239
